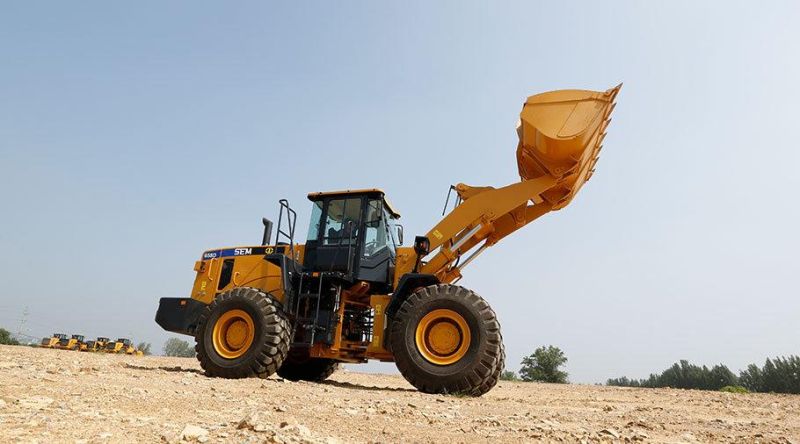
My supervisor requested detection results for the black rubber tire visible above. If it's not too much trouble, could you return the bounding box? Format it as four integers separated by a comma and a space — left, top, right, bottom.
277, 349, 340, 382
389, 284, 503, 396
195, 287, 291, 379
480, 336, 506, 394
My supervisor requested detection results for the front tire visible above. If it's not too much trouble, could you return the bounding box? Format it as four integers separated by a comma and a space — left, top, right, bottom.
195, 287, 291, 379
389, 284, 503, 396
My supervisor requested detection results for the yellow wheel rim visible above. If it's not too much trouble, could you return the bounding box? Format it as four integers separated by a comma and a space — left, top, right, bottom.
212, 309, 255, 359
415, 309, 471, 366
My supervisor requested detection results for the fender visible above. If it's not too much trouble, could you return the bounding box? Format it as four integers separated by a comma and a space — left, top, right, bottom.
385, 273, 440, 318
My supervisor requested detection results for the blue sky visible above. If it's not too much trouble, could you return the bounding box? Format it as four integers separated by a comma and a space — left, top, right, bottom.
1, 1, 798, 383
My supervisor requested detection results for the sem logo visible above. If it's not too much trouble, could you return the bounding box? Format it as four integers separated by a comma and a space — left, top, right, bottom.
234, 248, 252, 256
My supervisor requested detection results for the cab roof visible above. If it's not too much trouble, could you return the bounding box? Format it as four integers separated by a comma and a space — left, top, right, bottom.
306, 188, 401, 218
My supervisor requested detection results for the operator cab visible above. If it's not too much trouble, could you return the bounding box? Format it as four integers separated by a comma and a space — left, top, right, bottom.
302, 189, 402, 292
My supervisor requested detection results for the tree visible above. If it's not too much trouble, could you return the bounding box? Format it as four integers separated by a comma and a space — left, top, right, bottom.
0, 328, 20, 345
519, 345, 568, 383
163, 338, 195, 357
500, 370, 520, 381
708, 364, 737, 390
739, 363, 763, 392
136, 342, 152, 356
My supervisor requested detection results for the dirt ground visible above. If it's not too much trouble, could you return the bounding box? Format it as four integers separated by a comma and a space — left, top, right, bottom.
0, 345, 798, 443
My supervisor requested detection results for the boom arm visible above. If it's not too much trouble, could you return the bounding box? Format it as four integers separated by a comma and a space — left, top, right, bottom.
420, 84, 621, 283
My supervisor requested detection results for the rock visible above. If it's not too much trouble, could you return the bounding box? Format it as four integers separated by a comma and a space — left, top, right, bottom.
280, 422, 311, 437
407, 402, 419, 409
599, 428, 620, 438
98, 432, 113, 439
603, 405, 614, 412
275, 405, 289, 412
179, 424, 209, 442
237, 412, 267, 430
0, 399, 6, 408
160, 431, 179, 443
681, 432, 698, 442
344, 408, 359, 416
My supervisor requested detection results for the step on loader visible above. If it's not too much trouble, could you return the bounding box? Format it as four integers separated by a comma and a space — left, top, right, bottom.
156, 85, 621, 396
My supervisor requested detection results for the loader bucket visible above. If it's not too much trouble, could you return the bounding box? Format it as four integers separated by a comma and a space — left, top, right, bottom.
516, 84, 621, 209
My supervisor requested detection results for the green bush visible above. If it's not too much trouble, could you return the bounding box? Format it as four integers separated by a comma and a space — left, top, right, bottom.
719, 385, 749, 394
0, 328, 20, 345
519, 345, 568, 383
163, 337, 195, 357
500, 370, 519, 381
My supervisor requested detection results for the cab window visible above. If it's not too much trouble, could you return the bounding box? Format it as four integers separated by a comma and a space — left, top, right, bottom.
363, 199, 388, 257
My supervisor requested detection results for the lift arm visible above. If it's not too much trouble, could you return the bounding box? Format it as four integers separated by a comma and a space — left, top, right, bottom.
419, 84, 621, 283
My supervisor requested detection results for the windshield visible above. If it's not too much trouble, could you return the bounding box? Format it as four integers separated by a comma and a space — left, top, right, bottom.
306, 200, 324, 241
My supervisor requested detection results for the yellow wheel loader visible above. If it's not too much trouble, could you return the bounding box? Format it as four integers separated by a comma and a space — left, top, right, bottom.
40, 333, 67, 348
155, 85, 621, 396
82, 337, 110, 352
104, 338, 137, 354
56, 334, 85, 351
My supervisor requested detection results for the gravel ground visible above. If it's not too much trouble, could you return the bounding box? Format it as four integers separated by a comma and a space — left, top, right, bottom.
0, 345, 798, 443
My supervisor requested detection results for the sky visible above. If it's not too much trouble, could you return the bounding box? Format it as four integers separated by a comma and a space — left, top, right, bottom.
1, 1, 799, 384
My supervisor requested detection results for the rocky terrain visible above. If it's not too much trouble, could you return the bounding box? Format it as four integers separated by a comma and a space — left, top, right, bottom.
0, 345, 798, 443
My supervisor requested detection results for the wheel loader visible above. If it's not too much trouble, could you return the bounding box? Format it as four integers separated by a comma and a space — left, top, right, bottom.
40, 333, 67, 348
104, 338, 138, 354
156, 85, 621, 396
56, 334, 85, 351
82, 337, 110, 352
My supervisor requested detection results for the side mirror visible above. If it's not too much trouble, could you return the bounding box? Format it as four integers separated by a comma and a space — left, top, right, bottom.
396, 225, 404, 245
413, 236, 430, 256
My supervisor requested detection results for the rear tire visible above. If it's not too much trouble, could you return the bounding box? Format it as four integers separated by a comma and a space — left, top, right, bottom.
195, 287, 291, 379
389, 284, 503, 396
277, 350, 340, 382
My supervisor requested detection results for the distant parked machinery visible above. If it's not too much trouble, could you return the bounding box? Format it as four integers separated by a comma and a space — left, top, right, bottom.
40, 333, 67, 348
105, 338, 142, 355
39, 334, 143, 354
154, 85, 621, 395
82, 337, 110, 352
56, 334, 85, 351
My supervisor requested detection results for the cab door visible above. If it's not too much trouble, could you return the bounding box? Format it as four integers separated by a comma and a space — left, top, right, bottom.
303, 197, 363, 274
356, 199, 395, 285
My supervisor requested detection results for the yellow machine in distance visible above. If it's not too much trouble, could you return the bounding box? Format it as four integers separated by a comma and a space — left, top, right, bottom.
156, 85, 621, 396
56, 334, 85, 351
104, 338, 140, 354
82, 337, 110, 352
40, 333, 67, 348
